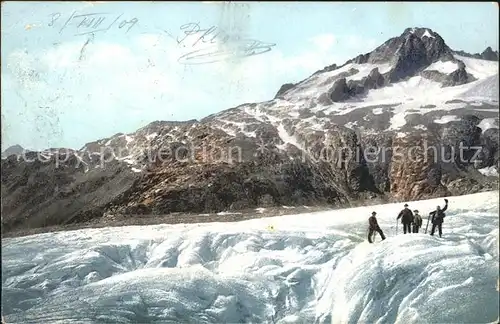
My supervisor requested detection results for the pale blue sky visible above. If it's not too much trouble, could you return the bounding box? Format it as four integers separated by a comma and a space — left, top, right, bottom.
1, 1, 498, 150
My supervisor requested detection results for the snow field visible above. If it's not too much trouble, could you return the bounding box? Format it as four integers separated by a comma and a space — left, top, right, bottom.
1, 191, 499, 323
424, 60, 459, 74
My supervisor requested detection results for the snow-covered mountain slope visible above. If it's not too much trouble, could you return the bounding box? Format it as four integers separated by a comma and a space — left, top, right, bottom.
2, 27, 498, 234
2, 191, 498, 323
4, 29, 497, 168
34, 29, 497, 167
60, 48, 498, 169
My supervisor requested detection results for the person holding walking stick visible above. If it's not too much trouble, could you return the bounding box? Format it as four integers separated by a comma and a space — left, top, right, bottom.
427, 199, 449, 238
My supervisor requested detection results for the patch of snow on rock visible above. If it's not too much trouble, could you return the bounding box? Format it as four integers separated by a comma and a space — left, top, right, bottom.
478, 118, 499, 133
421, 29, 435, 39
345, 121, 358, 129
124, 135, 134, 144
478, 166, 499, 177
216, 211, 243, 216
276, 124, 305, 151
434, 115, 460, 124
425, 61, 459, 74
346, 63, 392, 82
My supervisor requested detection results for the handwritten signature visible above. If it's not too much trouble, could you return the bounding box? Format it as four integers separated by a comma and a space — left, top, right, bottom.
46, 14, 273, 64
178, 39, 276, 65
175, 22, 230, 47
164, 22, 276, 64
48, 11, 138, 36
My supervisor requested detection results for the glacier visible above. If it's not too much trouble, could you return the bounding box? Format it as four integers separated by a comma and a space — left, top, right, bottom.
1, 191, 499, 323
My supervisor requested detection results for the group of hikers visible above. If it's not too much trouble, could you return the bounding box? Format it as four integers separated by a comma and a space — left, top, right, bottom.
367, 198, 449, 243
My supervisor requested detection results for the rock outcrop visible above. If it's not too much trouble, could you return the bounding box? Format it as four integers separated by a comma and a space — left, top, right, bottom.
454, 46, 499, 62
329, 68, 387, 102
389, 133, 450, 201
274, 83, 296, 98
420, 61, 476, 87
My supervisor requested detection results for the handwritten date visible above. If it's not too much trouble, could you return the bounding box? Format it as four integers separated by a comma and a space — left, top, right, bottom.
49, 11, 138, 36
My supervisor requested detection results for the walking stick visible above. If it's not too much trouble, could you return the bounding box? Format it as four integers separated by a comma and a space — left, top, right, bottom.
425, 214, 431, 234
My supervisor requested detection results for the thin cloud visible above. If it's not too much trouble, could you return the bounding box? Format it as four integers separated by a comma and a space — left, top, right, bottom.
310, 34, 337, 52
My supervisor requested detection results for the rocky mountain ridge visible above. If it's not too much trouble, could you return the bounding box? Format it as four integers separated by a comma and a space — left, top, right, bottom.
454, 46, 499, 62
2, 27, 498, 234
277, 28, 491, 102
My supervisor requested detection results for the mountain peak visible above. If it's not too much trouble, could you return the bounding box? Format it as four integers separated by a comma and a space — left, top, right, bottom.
360, 27, 453, 82
349, 27, 452, 68
481, 46, 499, 61
453, 46, 499, 62
278, 26, 483, 102
402, 27, 440, 39
1, 144, 25, 159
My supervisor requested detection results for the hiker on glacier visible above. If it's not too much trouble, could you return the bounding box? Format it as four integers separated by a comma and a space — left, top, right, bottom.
368, 211, 386, 243
397, 203, 414, 234
412, 210, 423, 233
429, 199, 449, 238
